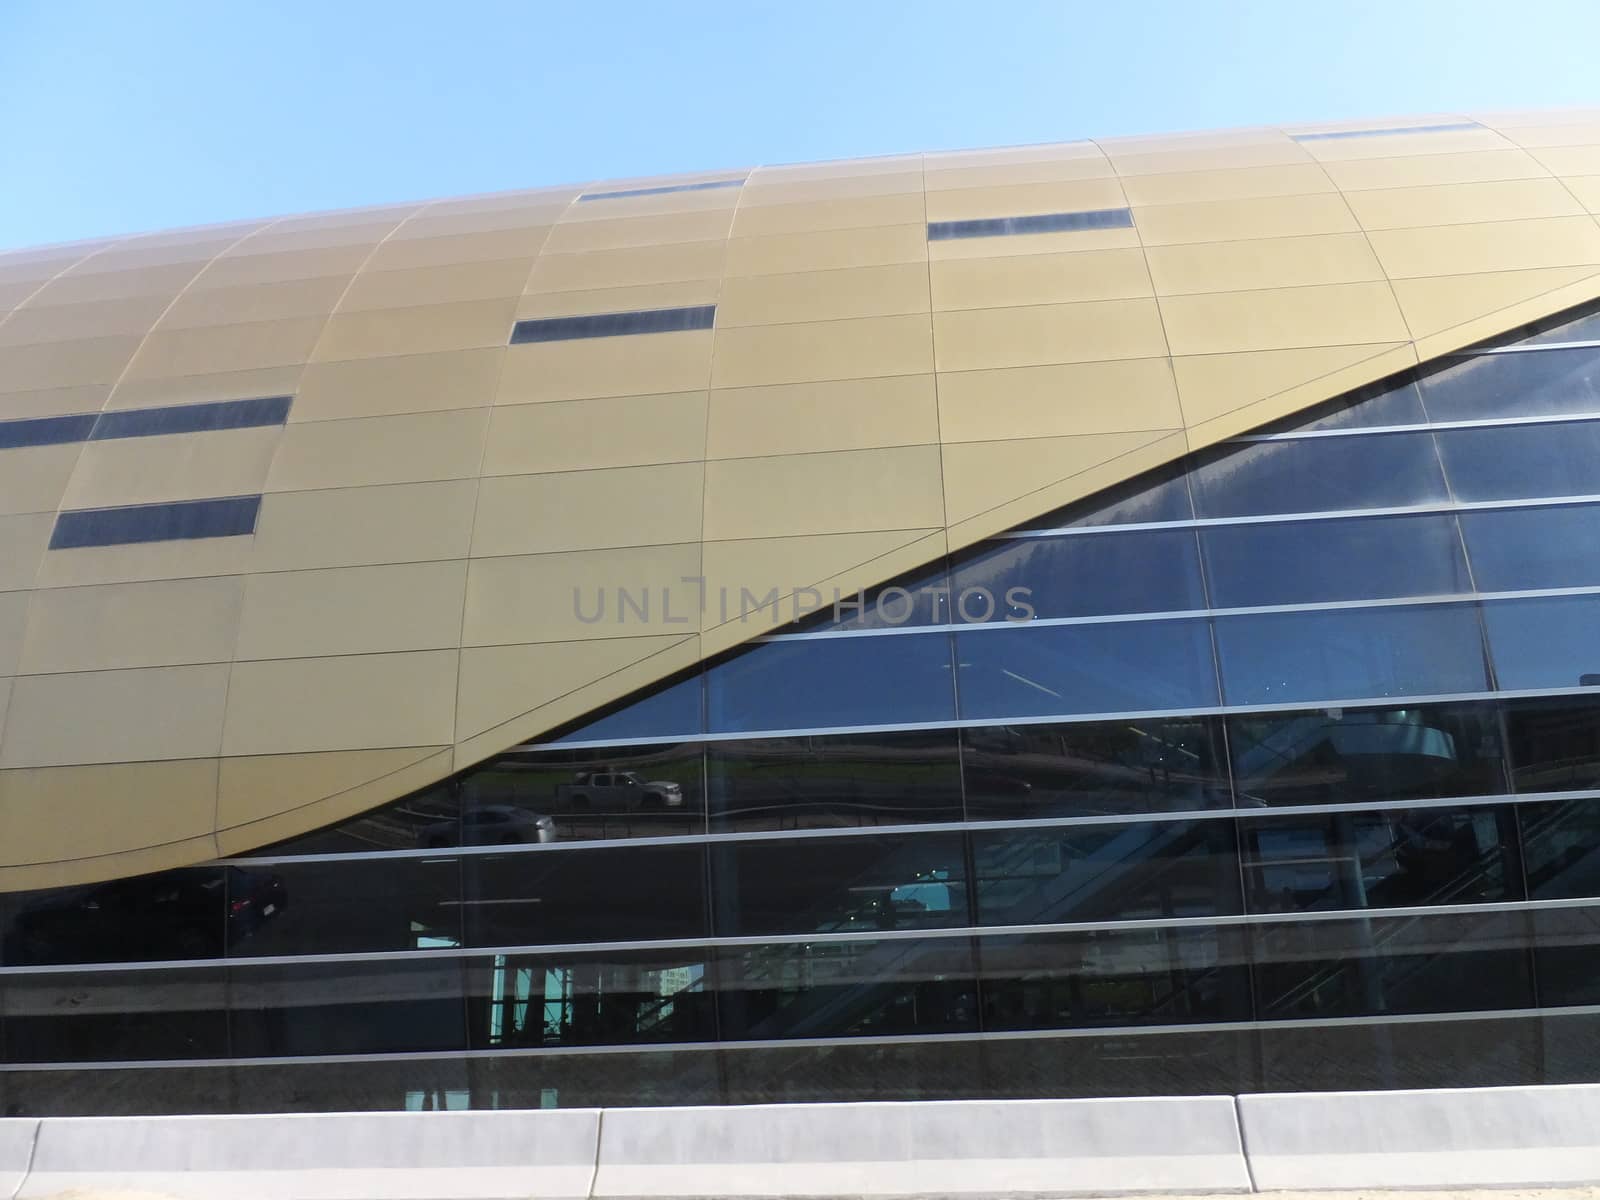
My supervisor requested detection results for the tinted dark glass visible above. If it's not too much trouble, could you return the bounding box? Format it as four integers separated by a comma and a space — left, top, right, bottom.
1531, 906, 1600, 1005
1022, 460, 1193, 530
245, 779, 461, 856
49, 495, 261, 549
1520, 798, 1600, 900
1436, 421, 1600, 502
225, 856, 459, 956
461, 844, 707, 947
553, 673, 704, 744
0, 412, 95, 448
1461, 504, 1600, 592
979, 926, 1250, 1029
1255, 378, 1425, 433
579, 178, 743, 201
710, 832, 968, 936
1258, 1014, 1542, 1093
3, 968, 227, 1063
230, 959, 466, 1057
463, 740, 704, 842
972, 820, 1241, 925
466, 948, 713, 1049
1189, 432, 1448, 519
716, 938, 978, 1040
1420, 348, 1600, 423
1505, 694, 1600, 792
1484, 595, 1600, 691
927, 207, 1133, 240
1202, 513, 1471, 607
510, 306, 715, 343
722, 1038, 984, 1106
1251, 909, 1534, 1019
1214, 604, 1489, 706
91, 395, 292, 440
1, 867, 227, 966
955, 619, 1218, 720
708, 730, 962, 831
950, 528, 1205, 621
706, 633, 955, 734
1240, 805, 1521, 914
1228, 702, 1507, 808
962, 717, 1228, 820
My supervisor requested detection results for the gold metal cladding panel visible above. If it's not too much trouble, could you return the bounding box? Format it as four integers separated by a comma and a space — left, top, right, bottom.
5, 110, 1600, 887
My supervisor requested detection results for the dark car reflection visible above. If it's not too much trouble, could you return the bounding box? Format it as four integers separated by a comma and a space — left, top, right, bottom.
2, 866, 286, 966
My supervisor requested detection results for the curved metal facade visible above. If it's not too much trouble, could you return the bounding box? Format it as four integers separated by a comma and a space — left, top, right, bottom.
4, 110, 1600, 888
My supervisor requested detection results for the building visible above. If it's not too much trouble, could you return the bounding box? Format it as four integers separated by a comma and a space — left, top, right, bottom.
3, 111, 1600, 1114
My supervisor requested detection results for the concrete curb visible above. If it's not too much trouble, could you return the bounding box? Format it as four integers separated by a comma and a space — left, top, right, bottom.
1238, 1083, 1600, 1191
592, 1096, 1250, 1197
9, 1084, 1600, 1197
0, 1120, 38, 1200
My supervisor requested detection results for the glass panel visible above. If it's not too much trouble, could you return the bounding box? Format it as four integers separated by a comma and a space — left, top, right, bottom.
225, 857, 459, 956
706, 633, 955, 734
466, 947, 713, 1049
1461, 503, 1600, 592
1201, 513, 1471, 608
1, 867, 227, 966
1019, 460, 1194, 530
93, 395, 291, 440
3, 1064, 237, 1117
978, 926, 1250, 1028
1505, 694, 1600, 792
972, 820, 1241, 925
954, 619, 1218, 721
237, 1055, 474, 1114
709, 832, 968, 937
1251, 908, 1534, 1020
1188, 432, 1448, 519
552, 673, 703, 745
1484, 595, 1600, 691
1254, 378, 1425, 433
797, 558, 954, 633
245, 778, 460, 856
460, 844, 707, 948
462, 741, 705, 843
230, 959, 467, 1057
1239, 805, 1521, 914
707, 730, 963, 832
723, 1039, 984, 1105
50, 495, 260, 549
1227, 702, 1507, 808
1532, 905, 1600, 1005
928, 208, 1133, 240
961, 716, 1230, 821
716, 938, 978, 1039
1436, 420, 1600, 502
1476, 305, 1600, 348
950, 529, 1205, 622
1214, 604, 1489, 706
3, 967, 227, 1063
510, 305, 716, 343
1258, 1014, 1542, 1093
475, 1046, 723, 1108
1421, 346, 1600, 422
980, 1029, 1257, 1098
1520, 798, 1600, 899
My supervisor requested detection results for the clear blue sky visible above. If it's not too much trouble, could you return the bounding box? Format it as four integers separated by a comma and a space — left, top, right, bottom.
3, 0, 1599, 250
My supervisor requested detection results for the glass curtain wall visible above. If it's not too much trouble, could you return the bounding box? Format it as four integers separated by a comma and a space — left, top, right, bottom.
8, 306, 1600, 1114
